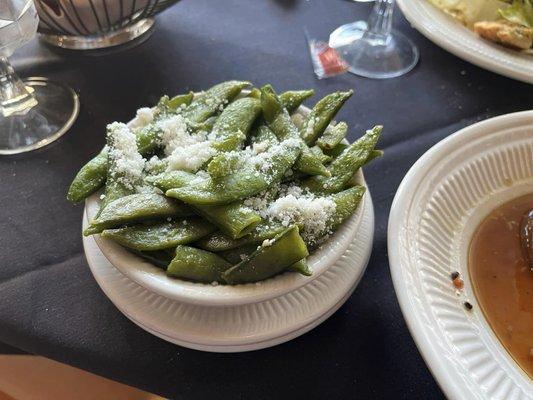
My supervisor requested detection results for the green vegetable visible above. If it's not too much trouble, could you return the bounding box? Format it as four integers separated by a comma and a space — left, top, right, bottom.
261, 85, 330, 177
167, 246, 231, 283
207, 153, 239, 180
165, 141, 301, 205
210, 97, 262, 151
67, 149, 108, 203
193, 202, 262, 239
303, 126, 382, 194
196, 223, 287, 252
279, 89, 315, 113
101, 218, 216, 251
99, 124, 142, 213
500, 0, 533, 27
218, 244, 259, 264
183, 81, 250, 123
85, 193, 193, 235
300, 91, 353, 146
250, 125, 278, 146
316, 122, 348, 150
130, 249, 174, 269
223, 226, 309, 284
323, 142, 348, 158
67, 92, 194, 204
310, 145, 332, 164
288, 259, 312, 276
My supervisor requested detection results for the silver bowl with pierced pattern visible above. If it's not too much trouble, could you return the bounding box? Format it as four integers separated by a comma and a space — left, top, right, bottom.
35, 0, 180, 50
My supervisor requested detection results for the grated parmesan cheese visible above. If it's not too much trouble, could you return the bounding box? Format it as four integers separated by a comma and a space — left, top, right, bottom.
127, 107, 154, 130
157, 115, 192, 156
107, 122, 145, 190
245, 182, 336, 246
167, 141, 216, 172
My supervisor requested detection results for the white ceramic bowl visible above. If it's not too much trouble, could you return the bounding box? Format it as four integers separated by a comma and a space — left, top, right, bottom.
85, 103, 368, 307
397, 0, 533, 84
388, 111, 533, 399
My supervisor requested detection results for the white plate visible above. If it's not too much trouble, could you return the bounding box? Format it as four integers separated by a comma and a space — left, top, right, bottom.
85, 101, 368, 307
397, 0, 533, 84
83, 192, 375, 352
388, 111, 533, 399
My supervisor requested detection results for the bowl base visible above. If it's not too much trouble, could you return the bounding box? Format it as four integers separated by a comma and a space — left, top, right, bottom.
39, 18, 154, 51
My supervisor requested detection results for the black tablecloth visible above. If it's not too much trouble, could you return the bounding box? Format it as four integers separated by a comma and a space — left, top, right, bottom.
2, 0, 532, 398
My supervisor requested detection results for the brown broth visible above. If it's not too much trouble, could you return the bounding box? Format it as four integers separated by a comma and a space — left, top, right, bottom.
469, 193, 533, 379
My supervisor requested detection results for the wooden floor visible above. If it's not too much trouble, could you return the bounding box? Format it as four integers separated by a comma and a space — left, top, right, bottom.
0, 355, 164, 400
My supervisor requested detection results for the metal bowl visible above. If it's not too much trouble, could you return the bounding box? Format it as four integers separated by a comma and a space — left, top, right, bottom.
35, 0, 180, 50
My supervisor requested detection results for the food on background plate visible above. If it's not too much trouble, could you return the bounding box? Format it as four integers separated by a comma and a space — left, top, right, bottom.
428, 0, 533, 51
68, 81, 382, 285
469, 193, 533, 378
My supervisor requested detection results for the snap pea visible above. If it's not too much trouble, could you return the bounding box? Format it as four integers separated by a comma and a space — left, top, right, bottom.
248, 87, 261, 99
144, 157, 167, 176
148, 171, 262, 237
189, 116, 218, 133
210, 97, 262, 151
207, 153, 239, 180
67, 148, 108, 203
323, 142, 348, 158
99, 124, 143, 212
328, 186, 366, 231
153, 92, 194, 119
196, 223, 287, 252
101, 218, 216, 251
85, 193, 193, 235
302, 126, 382, 194
288, 259, 312, 276
165, 139, 301, 205
219, 244, 259, 264
316, 122, 348, 150
300, 91, 353, 146
220, 245, 312, 277
130, 249, 174, 269
279, 89, 315, 113
365, 149, 384, 164
167, 92, 195, 112
167, 246, 231, 283
147, 170, 193, 192
250, 125, 278, 145
194, 202, 262, 239
261, 85, 330, 177
310, 145, 332, 164
222, 226, 309, 284
183, 80, 250, 124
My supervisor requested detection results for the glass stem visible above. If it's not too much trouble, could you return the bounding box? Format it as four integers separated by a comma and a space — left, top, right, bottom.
0, 57, 36, 117
365, 0, 395, 45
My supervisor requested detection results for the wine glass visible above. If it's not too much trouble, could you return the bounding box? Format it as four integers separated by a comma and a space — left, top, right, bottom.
330, 0, 419, 79
329, 0, 373, 48
0, 0, 79, 155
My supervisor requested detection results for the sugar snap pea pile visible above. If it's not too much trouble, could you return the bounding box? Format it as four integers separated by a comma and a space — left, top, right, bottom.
68, 81, 382, 285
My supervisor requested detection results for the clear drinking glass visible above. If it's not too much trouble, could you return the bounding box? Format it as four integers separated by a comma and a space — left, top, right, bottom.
329, 0, 373, 48
330, 0, 419, 79
0, 0, 79, 155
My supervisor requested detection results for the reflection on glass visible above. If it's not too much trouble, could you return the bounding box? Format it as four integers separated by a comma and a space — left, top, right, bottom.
0, 0, 79, 154
330, 0, 419, 79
